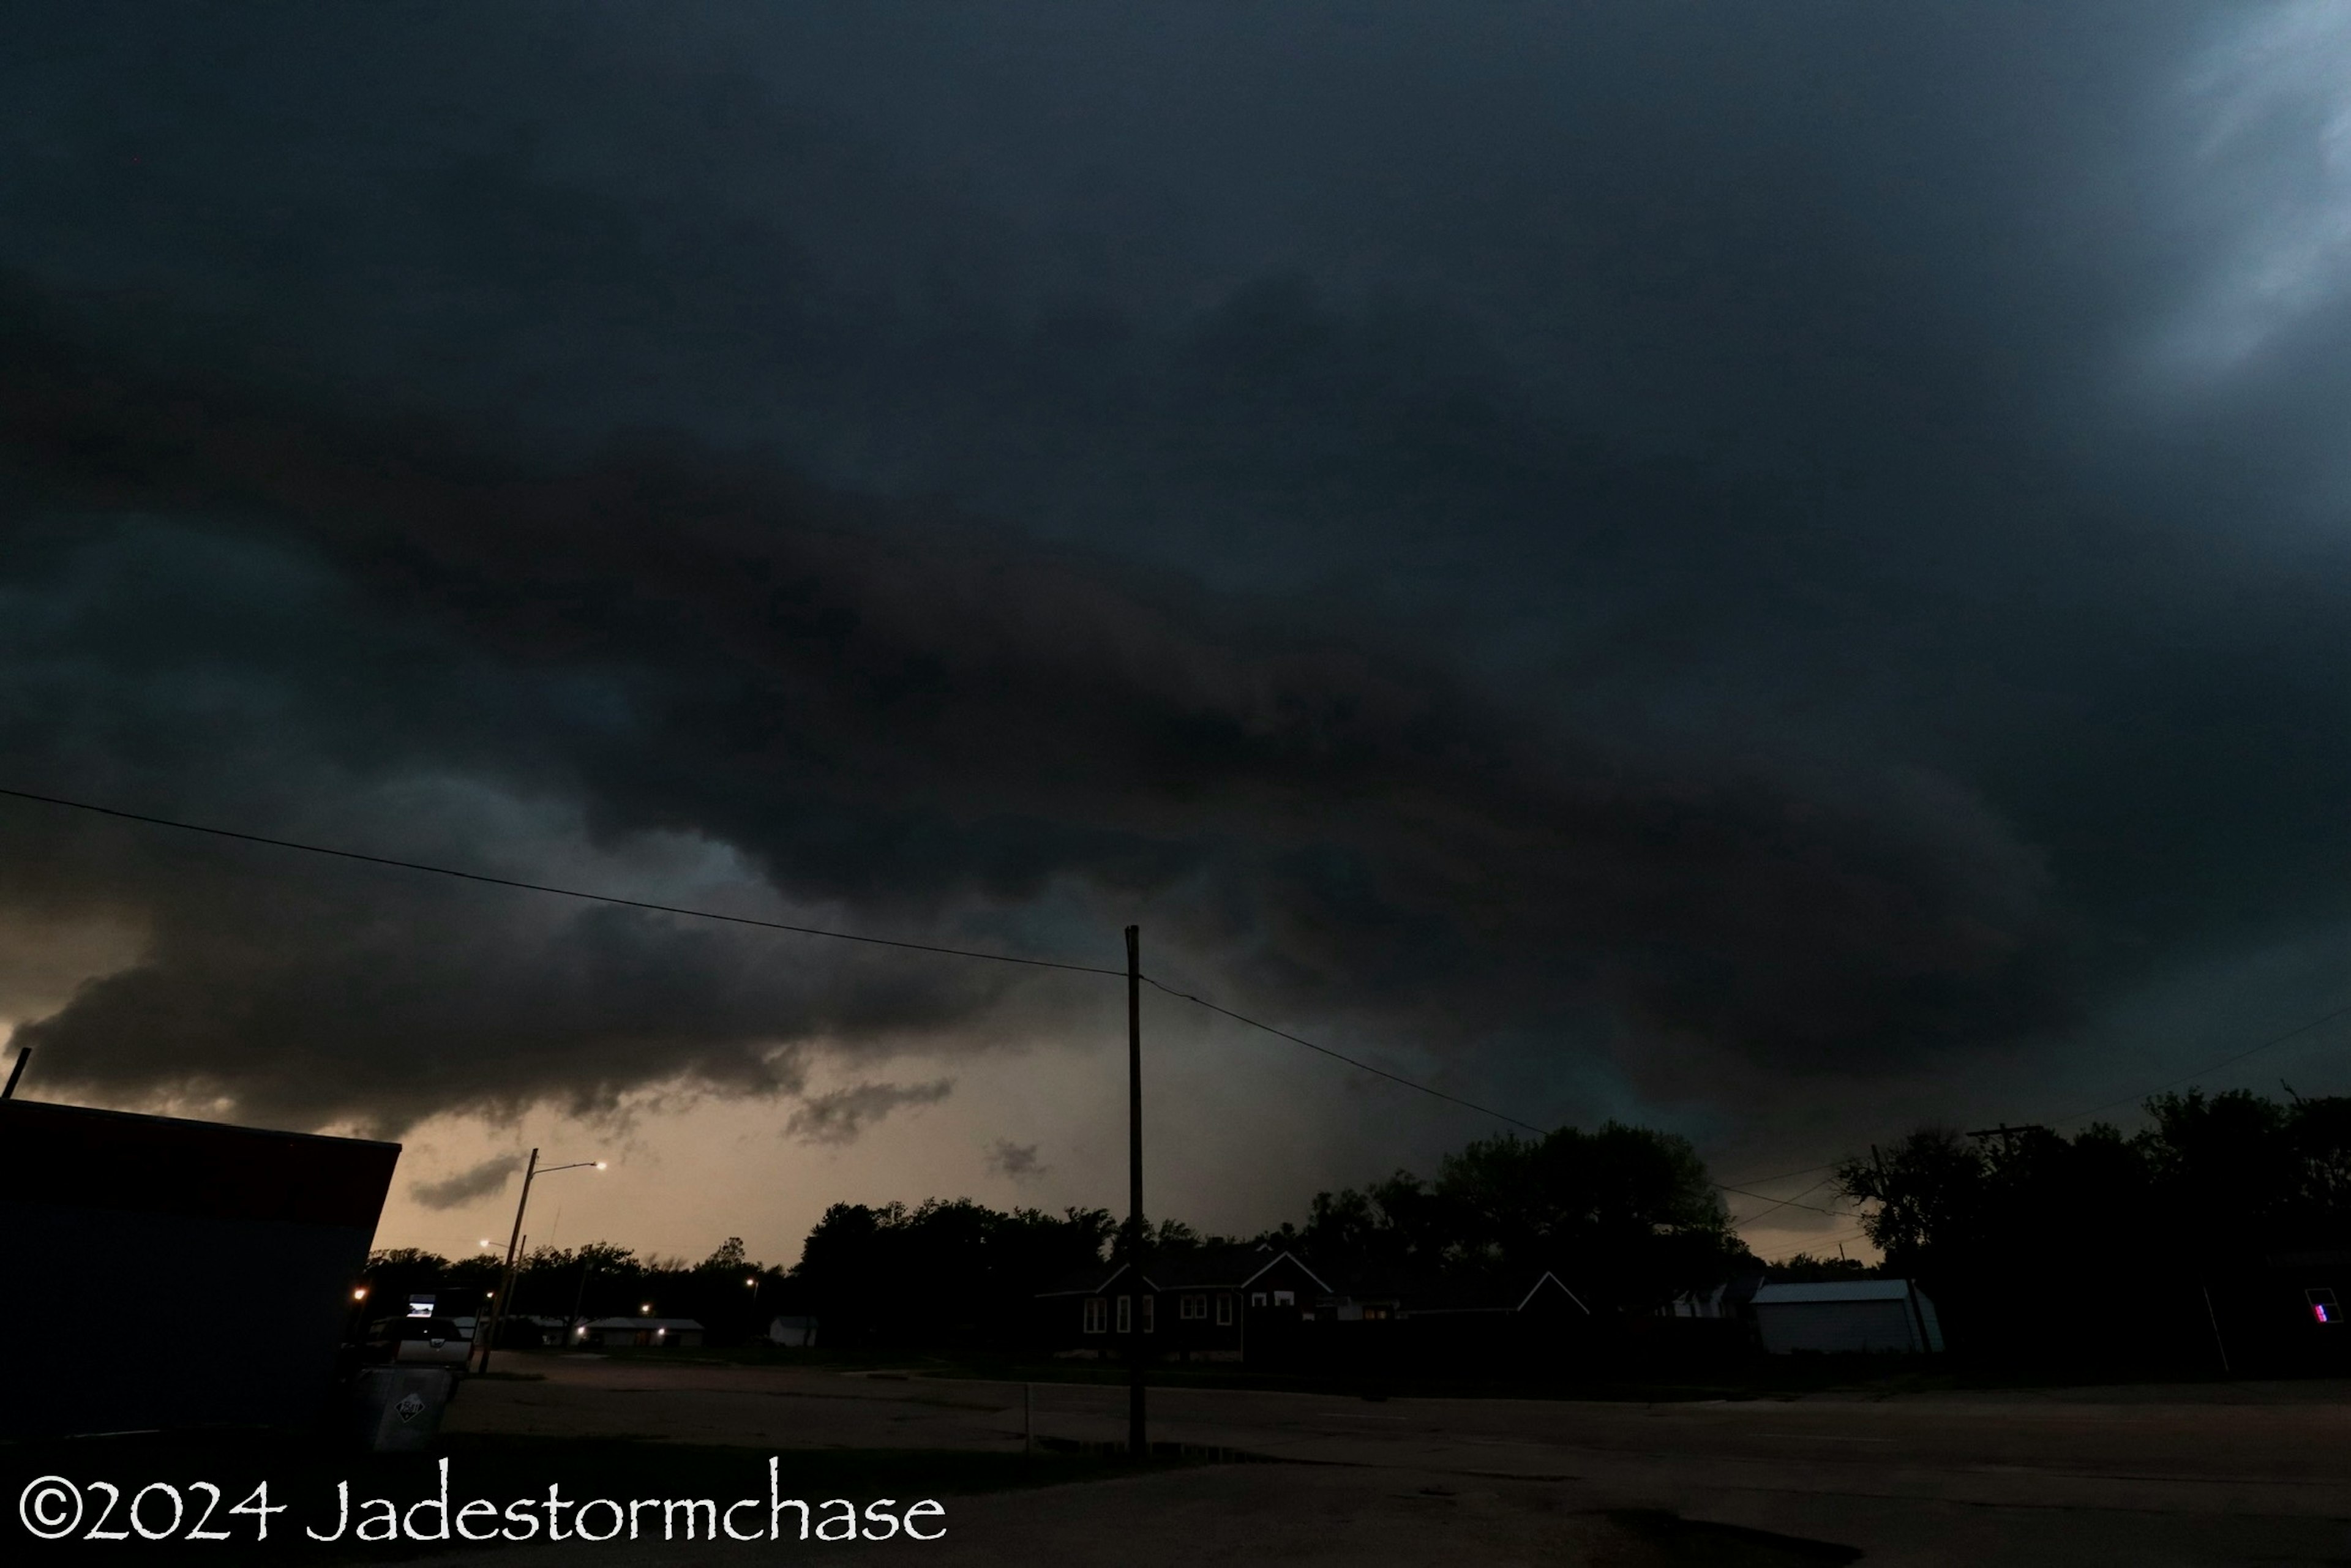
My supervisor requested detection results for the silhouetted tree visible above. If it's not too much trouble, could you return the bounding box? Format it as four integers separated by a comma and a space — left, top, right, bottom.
1300, 1125, 1752, 1309
790, 1199, 1115, 1348
1835, 1089, 2351, 1370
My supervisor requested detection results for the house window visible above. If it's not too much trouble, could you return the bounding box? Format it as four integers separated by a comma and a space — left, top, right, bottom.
1180, 1294, 1207, 1320
1251, 1292, 1267, 1307
1363, 1305, 1393, 1322
1142, 1294, 1156, 1333
2311, 1288, 2341, 1325
1273, 1290, 1295, 1307
1083, 1297, 1108, 1334
1215, 1294, 1234, 1326
1116, 1296, 1132, 1334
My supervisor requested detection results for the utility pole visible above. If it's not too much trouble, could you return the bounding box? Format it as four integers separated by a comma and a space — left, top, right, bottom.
2, 1045, 30, 1100
1126, 923, 1146, 1461
479, 1147, 539, 1375
568, 1253, 594, 1347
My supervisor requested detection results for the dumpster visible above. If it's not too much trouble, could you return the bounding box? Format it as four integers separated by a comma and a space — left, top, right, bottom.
350, 1365, 458, 1453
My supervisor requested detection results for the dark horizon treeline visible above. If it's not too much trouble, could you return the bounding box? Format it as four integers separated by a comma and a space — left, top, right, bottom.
1837, 1088, 2351, 1372
364, 1088, 2351, 1364
363, 1123, 1761, 1349
362, 1236, 791, 1346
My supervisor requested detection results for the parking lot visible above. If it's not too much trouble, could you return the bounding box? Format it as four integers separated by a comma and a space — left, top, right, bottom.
437, 1355, 2351, 1564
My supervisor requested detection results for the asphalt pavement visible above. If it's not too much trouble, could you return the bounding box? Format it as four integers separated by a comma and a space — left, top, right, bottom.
434, 1354, 2351, 1565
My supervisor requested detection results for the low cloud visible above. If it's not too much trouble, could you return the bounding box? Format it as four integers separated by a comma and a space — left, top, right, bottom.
786, 1079, 955, 1146
410, 1153, 522, 1210
986, 1139, 1048, 1180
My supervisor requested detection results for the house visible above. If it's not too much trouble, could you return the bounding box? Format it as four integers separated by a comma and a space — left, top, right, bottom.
1398, 1270, 1588, 1324
496, 1314, 573, 1348
1036, 1245, 1329, 1361
1314, 1267, 1589, 1324
1751, 1279, 1944, 1354
1269, 1267, 1599, 1375
1035, 1259, 1141, 1352
1668, 1271, 1766, 1320
575, 1316, 706, 1348
1151, 1244, 1329, 1360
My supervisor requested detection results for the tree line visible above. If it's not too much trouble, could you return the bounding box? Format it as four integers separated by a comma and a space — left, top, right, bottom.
362, 1237, 790, 1345
366, 1122, 1750, 1349
1836, 1087, 2351, 1370
366, 1089, 2351, 1365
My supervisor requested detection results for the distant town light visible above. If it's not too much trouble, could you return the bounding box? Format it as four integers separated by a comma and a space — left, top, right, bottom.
640, 1303, 653, 1315
351, 1287, 368, 1302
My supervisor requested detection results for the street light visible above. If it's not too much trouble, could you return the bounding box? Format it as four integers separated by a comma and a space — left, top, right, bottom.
476, 1149, 604, 1374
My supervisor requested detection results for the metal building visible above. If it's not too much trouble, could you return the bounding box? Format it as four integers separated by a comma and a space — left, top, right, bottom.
1751, 1279, 1945, 1354
0, 1097, 399, 1438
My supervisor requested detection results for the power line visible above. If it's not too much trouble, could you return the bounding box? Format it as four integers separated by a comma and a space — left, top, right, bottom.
2045, 997, 2351, 1128
1714, 1180, 1851, 1220
0, 782, 1857, 1204
1139, 977, 1552, 1136
1722, 1175, 1840, 1223
0, 785, 1127, 979
0, 782, 1562, 1133
1143, 977, 1853, 1219
1719, 1160, 1840, 1190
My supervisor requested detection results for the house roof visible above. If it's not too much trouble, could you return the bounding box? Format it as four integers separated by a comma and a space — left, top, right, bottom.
1035, 1261, 1134, 1297
1145, 1244, 1328, 1292
1752, 1280, 1916, 1305
1377, 1269, 1589, 1316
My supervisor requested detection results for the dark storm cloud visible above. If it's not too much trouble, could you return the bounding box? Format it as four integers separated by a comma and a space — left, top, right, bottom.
787, 1080, 954, 1146
1, 2, 2348, 1149
411, 1155, 522, 1211
987, 1140, 1047, 1182
0, 296, 2070, 1120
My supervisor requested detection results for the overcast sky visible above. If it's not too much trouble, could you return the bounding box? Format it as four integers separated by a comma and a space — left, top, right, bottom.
6, 1, 2351, 1263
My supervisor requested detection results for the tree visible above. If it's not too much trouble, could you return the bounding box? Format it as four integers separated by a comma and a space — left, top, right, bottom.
1832, 1089, 2351, 1370
1434, 1124, 1749, 1308
1299, 1124, 1751, 1309
790, 1199, 1114, 1348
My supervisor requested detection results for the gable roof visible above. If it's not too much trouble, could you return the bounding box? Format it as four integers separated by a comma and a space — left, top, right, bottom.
1752, 1280, 1916, 1305
1035, 1260, 1135, 1298
1144, 1244, 1328, 1293
1387, 1269, 1590, 1316
1515, 1270, 1591, 1314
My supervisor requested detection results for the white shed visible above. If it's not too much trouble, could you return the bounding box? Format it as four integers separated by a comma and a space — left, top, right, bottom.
768, 1314, 819, 1347
1751, 1280, 1944, 1354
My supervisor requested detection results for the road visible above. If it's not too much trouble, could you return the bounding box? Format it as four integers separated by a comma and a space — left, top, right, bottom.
438, 1354, 2351, 1564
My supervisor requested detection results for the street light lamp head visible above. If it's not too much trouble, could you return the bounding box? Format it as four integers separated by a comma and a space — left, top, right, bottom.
594, 1161, 607, 1170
